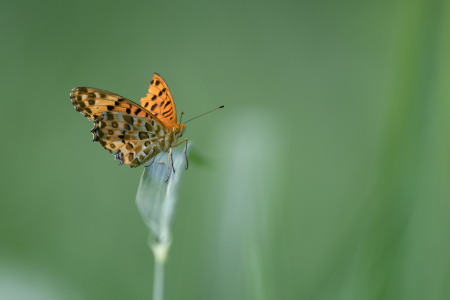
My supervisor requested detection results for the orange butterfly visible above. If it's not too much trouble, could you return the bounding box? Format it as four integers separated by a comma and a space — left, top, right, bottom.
70, 73, 189, 168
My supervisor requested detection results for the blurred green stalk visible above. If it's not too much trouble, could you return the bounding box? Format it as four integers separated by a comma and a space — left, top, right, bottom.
136, 148, 188, 300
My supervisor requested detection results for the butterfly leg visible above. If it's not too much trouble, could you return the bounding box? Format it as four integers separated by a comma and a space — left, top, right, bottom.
172, 138, 189, 170
168, 147, 175, 173
183, 140, 189, 170
163, 147, 176, 182
145, 155, 157, 168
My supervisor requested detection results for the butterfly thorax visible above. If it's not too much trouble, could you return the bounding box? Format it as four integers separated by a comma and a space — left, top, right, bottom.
156, 123, 186, 152
171, 124, 186, 141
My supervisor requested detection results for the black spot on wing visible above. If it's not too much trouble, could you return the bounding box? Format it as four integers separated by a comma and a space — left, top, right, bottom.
139, 132, 149, 139
162, 107, 173, 117
163, 101, 171, 108
123, 115, 134, 125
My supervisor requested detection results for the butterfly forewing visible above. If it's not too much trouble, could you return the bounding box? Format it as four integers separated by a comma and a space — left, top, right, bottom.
71, 87, 156, 121
140, 73, 178, 126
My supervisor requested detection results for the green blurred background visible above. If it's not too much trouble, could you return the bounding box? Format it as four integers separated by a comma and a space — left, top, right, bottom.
1, 0, 450, 299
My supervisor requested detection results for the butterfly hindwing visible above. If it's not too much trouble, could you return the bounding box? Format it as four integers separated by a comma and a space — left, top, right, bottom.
140, 73, 178, 126
71, 87, 157, 121
91, 112, 170, 168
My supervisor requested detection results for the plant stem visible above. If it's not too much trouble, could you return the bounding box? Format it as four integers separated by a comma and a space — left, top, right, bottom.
152, 242, 169, 300
152, 251, 165, 300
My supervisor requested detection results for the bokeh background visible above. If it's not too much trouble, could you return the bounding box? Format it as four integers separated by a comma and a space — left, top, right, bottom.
1, 0, 450, 299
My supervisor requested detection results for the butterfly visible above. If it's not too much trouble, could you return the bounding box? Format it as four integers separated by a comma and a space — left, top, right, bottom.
70, 73, 188, 168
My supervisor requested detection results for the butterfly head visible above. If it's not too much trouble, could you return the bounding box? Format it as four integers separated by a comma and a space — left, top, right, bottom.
172, 123, 187, 138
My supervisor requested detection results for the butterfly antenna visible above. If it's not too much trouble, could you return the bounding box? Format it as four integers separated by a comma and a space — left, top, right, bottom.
184, 105, 224, 123
179, 112, 185, 123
